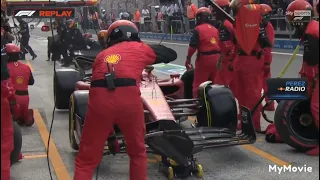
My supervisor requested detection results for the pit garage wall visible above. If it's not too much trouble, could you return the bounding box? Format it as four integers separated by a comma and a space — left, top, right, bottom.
138, 32, 302, 50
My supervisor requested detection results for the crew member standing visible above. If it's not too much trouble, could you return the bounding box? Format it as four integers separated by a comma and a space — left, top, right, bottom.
185, 7, 221, 98
230, 2, 273, 132
265, 0, 319, 154
63, 19, 85, 67
7, 43, 35, 126
187, 0, 197, 32
213, 0, 237, 89
286, 0, 319, 156
260, 4, 275, 111
16, 17, 37, 60
134, 9, 141, 30
1, 27, 21, 180
74, 20, 177, 180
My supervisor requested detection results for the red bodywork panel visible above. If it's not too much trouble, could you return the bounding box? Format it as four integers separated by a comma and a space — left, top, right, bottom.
140, 80, 175, 121
75, 71, 183, 122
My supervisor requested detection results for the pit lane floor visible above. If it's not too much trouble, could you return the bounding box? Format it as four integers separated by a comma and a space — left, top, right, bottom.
10, 29, 319, 180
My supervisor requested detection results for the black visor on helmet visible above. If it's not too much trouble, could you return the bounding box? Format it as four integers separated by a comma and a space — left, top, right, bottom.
196, 12, 213, 24
108, 25, 140, 46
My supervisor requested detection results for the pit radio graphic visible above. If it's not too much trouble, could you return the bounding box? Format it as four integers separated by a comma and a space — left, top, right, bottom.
266, 78, 308, 100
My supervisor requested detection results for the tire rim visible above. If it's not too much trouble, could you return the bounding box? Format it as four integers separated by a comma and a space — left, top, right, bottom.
288, 100, 318, 141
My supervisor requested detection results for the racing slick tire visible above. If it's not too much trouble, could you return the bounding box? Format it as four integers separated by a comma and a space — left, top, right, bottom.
11, 121, 22, 166
197, 82, 237, 131
181, 69, 194, 99
54, 69, 81, 109
69, 90, 89, 150
274, 100, 319, 152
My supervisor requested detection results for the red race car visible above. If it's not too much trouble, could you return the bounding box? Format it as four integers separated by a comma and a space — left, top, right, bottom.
53, 50, 256, 179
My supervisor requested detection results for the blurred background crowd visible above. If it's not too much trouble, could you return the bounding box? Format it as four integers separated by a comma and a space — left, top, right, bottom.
66, 0, 319, 39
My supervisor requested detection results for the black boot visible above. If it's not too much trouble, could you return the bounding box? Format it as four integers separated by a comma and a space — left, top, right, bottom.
32, 54, 37, 60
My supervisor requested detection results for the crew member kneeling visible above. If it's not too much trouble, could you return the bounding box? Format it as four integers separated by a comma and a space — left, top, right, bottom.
74, 20, 177, 180
6, 43, 35, 126
185, 7, 221, 98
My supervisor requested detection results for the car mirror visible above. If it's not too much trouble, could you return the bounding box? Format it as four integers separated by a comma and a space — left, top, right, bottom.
41, 25, 50, 32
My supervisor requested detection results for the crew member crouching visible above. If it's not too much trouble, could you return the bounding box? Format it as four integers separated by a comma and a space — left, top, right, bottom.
6, 43, 35, 126
185, 7, 221, 98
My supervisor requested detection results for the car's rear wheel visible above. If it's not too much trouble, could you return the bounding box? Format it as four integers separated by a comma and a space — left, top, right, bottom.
69, 94, 79, 150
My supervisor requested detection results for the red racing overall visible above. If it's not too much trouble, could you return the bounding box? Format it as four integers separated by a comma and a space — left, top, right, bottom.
215, 20, 237, 87
234, 21, 272, 132
7, 61, 35, 126
262, 22, 275, 110
187, 23, 221, 98
1, 64, 20, 180
300, 20, 319, 156
74, 42, 177, 180
1, 30, 20, 180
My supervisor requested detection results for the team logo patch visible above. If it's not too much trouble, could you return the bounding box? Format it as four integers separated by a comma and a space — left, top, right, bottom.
16, 76, 24, 84
210, 37, 216, 44
105, 54, 121, 64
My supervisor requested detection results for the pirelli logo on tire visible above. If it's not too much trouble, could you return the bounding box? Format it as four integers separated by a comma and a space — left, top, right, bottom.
13, 8, 75, 18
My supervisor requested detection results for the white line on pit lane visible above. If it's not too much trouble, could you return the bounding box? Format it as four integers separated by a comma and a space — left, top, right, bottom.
142, 40, 303, 57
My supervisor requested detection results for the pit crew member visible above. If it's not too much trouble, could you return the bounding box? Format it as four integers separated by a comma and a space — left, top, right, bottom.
48, 18, 65, 61
63, 19, 85, 67
7, 43, 35, 126
16, 17, 37, 60
231, 2, 273, 132
266, 0, 319, 156
260, 4, 275, 111
213, 0, 237, 89
74, 20, 177, 180
1, 31, 21, 180
185, 7, 221, 98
